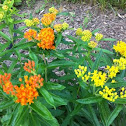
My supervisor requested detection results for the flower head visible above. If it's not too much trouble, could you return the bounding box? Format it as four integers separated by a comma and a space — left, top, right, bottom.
54, 24, 62, 32
24, 19, 34, 27
24, 29, 37, 41
76, 28, 83, 36
32, 18, 40, 25
81, 30, 92, 42
88, 41, 97, 48
95, 33, 103, 41
2, 5, 8, 11
62, 22, 69, 30
24, 60, 35, 73
49, 7, 58, 15
41, 13, 56, 26
37, 28, 55, 50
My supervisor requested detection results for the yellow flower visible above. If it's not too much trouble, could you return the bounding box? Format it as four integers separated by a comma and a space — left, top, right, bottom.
113, 57, 126, 70
49, 7, 58, 15
111, 80, 116, 83
41, 13, 56, 26
91, 70, 107, 87
99, 86, 118, 102
88, 41, 97, 48
0, 12, 4, 19
95, 33, 103, 41
24, 19, 34, 27
62, 22, 69, 30
106, 65, 119, 79
32, 18, 39, 25
54, 24, 62, 32
81, 30, 92, 42
2, 5, 8, 11
113, 41, 126, 58
76, 28, 83, 36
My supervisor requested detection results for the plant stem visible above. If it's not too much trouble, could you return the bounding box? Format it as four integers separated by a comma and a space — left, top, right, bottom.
43, 54, 47, 82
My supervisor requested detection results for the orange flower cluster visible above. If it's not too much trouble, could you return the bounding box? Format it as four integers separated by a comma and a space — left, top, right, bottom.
41, 13, 56, 26
24, 75, 44, 88
0, 73, 15, 95
37, 28, 55, 50
0, 61, 44, 106
24, 29, 37, 41
24, 60, 35, 73
14, 84, 39, 105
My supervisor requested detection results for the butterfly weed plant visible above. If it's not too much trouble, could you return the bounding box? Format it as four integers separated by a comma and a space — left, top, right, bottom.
0, 3, 126, 126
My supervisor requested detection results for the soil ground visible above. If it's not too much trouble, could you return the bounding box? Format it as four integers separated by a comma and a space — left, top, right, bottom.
19, 0, 126, 49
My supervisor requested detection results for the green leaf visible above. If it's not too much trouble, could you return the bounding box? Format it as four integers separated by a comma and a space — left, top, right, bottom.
0, 100, 14, 110
13, 19, 25, 24
106, 105, 123, 126
102, 38, 117, 42
31, 100, 59, 126
77, 96, 102, 104
56, 33, 62, 47
7, 60, 17, 73
98, 100, 111, 126
39, 88, 55, 108
0, 42, 11, 53
13, 42, 36, 50
45, 82, 65, 90
94, 48, 114, 54
47, 60, 75, 68
92, 29, 100, 35
51, 93, 67, 106
106, 82, 126, 88
0, 31, 12, 42
91, 50, 103, 72
114, 98, 126, 104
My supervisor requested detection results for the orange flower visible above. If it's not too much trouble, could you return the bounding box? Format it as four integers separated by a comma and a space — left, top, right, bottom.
24, 74, 44, 88
41, 13, 56, 26
24, 60, 35, 73
14, 84, 39, 105
24, 29, 37, 41
0, 73, 15, 95
37, 28, 55, 50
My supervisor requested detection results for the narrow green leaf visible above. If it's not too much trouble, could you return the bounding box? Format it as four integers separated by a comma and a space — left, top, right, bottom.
0, 42, 11, 53
106, 105, 123, 126
7, 60, 17, 73
0, 31, 12, 42
91, 50, 103, 72
0, 100, 14, 110
39, 88, 55, 107
114, 98, 126, 104
30, 100, 54, 120
45, 82, 65, 90
102, 38, 117, 42
56, 33, 62, 47
106, 82, 126, 88
77, 96, 102, 104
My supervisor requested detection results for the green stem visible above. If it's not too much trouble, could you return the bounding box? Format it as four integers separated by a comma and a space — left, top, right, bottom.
43, 54, 47, 82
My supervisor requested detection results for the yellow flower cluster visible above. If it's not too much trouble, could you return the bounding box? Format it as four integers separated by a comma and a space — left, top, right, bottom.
54, 24, 62, 32
113, 41, 126, 57
62, 22, 69, 30
91, 70, 107, 88
54, 22, 69, 32
2, 5, 8, 11
81, 30, 92, 42
49, 7, 58, 15
76, 28, 83, 36
41, 13, 56, 26
75, 66, 106, 87
24, 18, 39, 27
95, 33, 103, 41
106, 65, 119, 79
113, 57, 126, 70
0, 12, 4, 19
74, 65, 87, 78
88, 41, 97, 48
120, 87, 126, 98
99, 86, 118, 102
